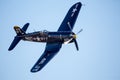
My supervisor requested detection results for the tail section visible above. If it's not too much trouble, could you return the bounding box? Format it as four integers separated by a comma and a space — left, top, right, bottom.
14, 23, 29, 36
14, 26, 26, 36
8, 23, 29, 51
8, 36, 22, 51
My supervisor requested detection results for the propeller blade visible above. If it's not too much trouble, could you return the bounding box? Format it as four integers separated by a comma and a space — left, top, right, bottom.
73, 39, 79, 51
77, 29, 83, 34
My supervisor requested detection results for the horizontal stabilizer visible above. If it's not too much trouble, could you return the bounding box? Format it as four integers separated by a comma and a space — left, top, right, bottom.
8, 37, 21, 51
22, 23, 29, 32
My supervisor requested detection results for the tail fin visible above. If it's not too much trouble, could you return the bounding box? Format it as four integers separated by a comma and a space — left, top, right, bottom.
8, 23, 29, 51
14, 26, 26, 36
14, 23, 29, 36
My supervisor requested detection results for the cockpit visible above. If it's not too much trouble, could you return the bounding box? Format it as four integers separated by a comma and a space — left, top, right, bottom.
42, 30, 48, 32
26, 30, 49, 37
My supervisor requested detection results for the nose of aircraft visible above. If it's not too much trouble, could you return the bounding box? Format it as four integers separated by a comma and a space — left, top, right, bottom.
73, 34, 77, 39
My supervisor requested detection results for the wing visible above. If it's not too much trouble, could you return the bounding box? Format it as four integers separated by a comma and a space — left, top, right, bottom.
58, 2, 82, 31
31, 42, 62, 72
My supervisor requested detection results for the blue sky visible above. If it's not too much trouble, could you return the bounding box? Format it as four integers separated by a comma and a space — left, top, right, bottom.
0, 0, 120, 80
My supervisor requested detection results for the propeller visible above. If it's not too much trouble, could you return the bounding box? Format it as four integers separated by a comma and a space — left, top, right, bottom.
76, 29, 83, 35
64, 29, 83, 51
72, 29, 83, 51
73, 38, 79, 51
67, 21, 83, 51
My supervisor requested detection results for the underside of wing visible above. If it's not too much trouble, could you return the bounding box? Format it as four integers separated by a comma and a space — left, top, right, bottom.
58, 2, 82, 31
31, 42, 62, 72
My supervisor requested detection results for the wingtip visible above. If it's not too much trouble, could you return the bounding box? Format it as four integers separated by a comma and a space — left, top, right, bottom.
76, 2, 82, 5
30, 69, 40, 73
8, 49, 11, 51
8, 47, 13, 51
26, 23, 30, 26
71, 2, 82, 9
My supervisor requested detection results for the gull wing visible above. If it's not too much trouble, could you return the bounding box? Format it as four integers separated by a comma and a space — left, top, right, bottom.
31, 42, 62, 72
58, 2, 82, 31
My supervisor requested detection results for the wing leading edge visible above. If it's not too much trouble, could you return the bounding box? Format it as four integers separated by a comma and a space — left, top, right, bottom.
58, 2, 82, 31
31, 42, 62, 72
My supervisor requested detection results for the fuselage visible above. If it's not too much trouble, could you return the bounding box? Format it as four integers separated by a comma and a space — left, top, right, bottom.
21, 30, 76, 43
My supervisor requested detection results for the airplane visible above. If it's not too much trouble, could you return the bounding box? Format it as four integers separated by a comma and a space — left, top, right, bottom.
8, 2, 82, 72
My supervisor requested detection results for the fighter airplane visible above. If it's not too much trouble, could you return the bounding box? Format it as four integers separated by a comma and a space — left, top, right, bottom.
8, 2, 82, 72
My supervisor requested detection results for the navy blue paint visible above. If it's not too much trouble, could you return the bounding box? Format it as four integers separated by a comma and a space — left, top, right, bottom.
58, 2, 82, 31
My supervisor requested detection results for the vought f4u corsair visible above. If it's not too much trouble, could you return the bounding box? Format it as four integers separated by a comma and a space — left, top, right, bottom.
8, 2, 82, 72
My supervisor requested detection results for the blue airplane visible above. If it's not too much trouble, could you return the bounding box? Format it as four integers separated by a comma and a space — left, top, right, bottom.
8, 2, 82, 72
